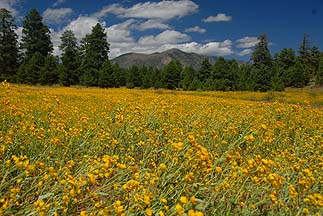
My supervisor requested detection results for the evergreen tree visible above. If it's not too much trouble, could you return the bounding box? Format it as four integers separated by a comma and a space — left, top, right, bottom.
250, 34, 274, 91
274, 48, 296, 87
252, 64, 273, 92
98, 60, 114, 88
275, 48, 296, 69
112, 63, 125, 87
180, 65, 197, 90
0, 8, 19, 82
270, 64, 285, 91
17, 52, 44, 84
142, 66, 153, 89
126, 65, 141, 88
316, 54, 323, 86
297, 34, 313, 85
163, 60, 182, 89
20, 9, 53, 60
251, 34, 272, 66
310, 46, 320, 76
151, 68, 163, 88
198, 58, 212, 82
237, 64, 256, 91
80, 23, 109, 86
40, 55, 59, 85
298, 34, 311, 63
59, 30, 80, 86
291, 59, 305, 88
227, 59, 239, 90
212, 57, 226, 80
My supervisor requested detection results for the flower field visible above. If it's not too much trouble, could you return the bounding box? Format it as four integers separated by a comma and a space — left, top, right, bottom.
1, 82, 323, 215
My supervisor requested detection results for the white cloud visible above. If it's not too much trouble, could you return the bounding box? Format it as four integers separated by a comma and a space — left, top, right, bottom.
131, 40, 233, 57
137, 19, 170, 31
53, 0, 66, 7
109, 37, 233, 59
63, 16, 103, 41
184, 26, 206, 34
93, 0, 199, 20
106, 19, 135, 43
237, 49, 253, 56
0, 0, 19, 16
203, 13, 232, 22
43, 8, 73, 24
47, 15, 233, 59
138, 30, 191, 46
236, 36, 259, 48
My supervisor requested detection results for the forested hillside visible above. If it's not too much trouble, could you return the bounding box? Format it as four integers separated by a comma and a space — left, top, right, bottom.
1, 8, 323, 91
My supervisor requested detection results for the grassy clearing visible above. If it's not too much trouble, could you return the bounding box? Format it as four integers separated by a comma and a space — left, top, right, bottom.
1, 82, 323, 215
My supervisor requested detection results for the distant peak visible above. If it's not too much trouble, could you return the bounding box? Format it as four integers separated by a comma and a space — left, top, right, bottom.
164, 48, 183, 53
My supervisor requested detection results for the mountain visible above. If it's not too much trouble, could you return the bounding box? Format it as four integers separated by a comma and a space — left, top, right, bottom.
111, 48, 217, 69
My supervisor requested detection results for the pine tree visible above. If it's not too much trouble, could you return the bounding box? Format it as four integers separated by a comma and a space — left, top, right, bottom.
180, 65, 197, 90
316, 54, 323, 86
251, 34, 272, 67
151, 68, 163, 88
163, 60, 182, 89
275, 48, 296, 69
0, 8, 19, 82
80, 23, 109, 86
212, 57, 226, 80
20, 9, 53, 60
112, 63, 125, 87
274, 48, 296, 87
227, 59, 239, 90
142, 66, 153, 89
126, 65, 141, 88
236, 64, 256, 91
40, 55, 59, 85
297, 34, 314, 85
298, 34, 311, 63
198, 58, 212, 82
291, 59, 305, 88
310, 46, 320, 76
98, 60, 114, 88
17, 52, 44, 84
250, 34, 273, 91
59, 30, 80, 86
270, 64, 285, 91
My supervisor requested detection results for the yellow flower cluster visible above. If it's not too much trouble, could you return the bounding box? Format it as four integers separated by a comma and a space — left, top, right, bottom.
1, 82, 323, 215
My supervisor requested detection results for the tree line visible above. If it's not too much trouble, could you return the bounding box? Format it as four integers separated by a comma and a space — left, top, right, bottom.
1, 8, 323, 91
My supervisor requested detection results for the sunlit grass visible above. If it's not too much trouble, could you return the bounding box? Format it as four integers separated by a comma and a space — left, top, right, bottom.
1, 81, 323, 215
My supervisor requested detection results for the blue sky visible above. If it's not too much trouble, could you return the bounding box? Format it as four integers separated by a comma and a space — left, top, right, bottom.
1, 0, 323, 60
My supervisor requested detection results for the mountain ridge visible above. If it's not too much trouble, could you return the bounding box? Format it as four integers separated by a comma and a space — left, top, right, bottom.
111, 48, 217, 69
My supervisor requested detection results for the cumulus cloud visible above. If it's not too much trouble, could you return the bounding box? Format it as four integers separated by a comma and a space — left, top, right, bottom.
236, 36, 259, 48
47, 15, 233, 59
203, 13, 232, 22
0, 0, 19, 16
106, 19, 136, 43
93, 0, 199, 20
128, 40, 233, 57
43, 8, 73, 24
138, 30, 191, 46
137, 19, 170, 31
184, 26, 206, 34
237, 48, 253, 56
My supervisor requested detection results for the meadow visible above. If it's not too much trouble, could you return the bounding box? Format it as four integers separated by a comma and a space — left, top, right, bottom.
1, 81, 323, 215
